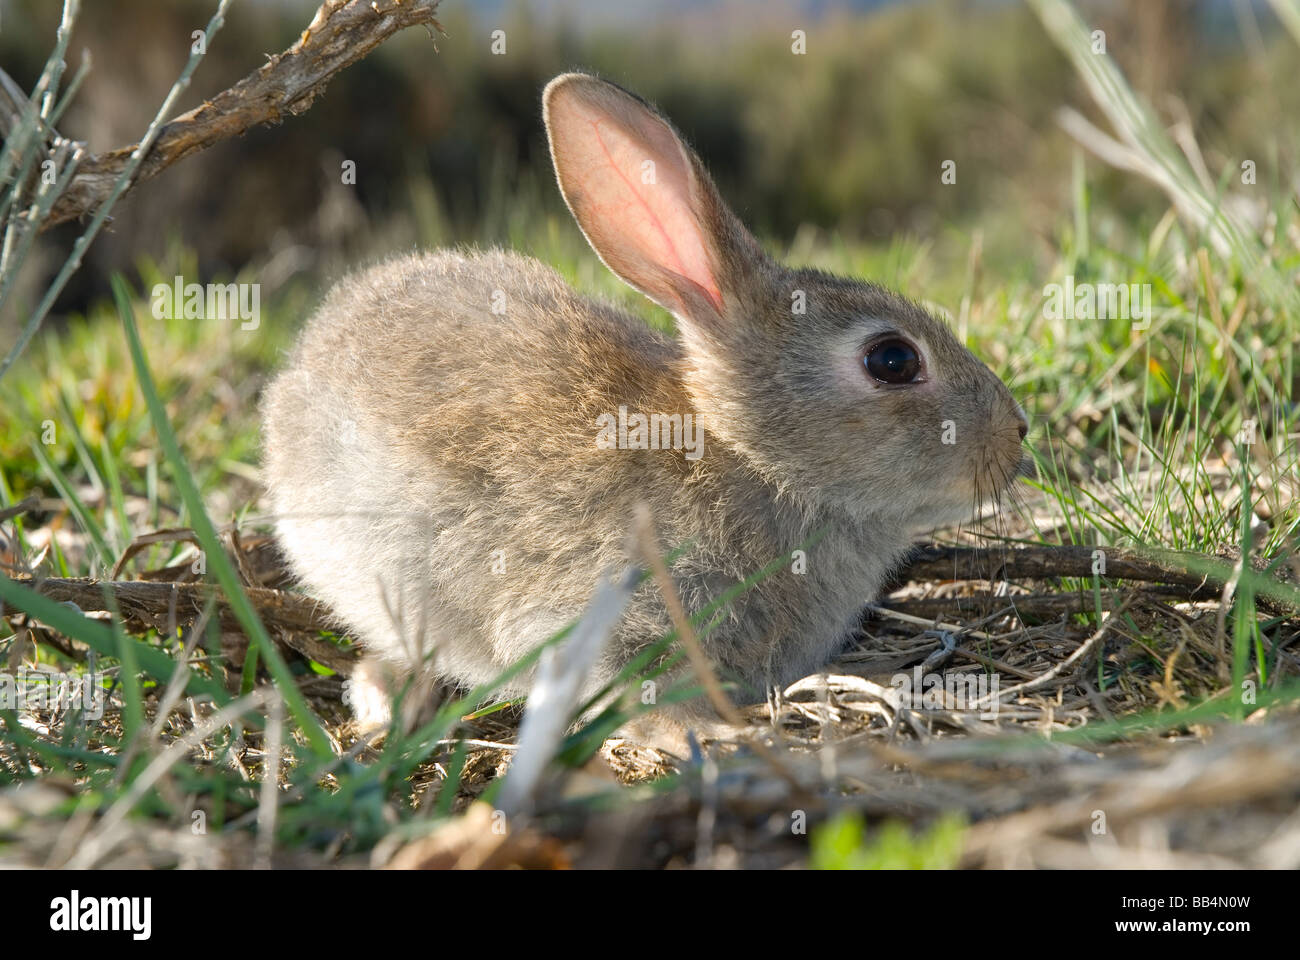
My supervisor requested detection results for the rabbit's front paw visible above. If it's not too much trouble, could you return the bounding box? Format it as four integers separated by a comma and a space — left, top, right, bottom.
343, 656, 394, 733
613, 709, 746, 759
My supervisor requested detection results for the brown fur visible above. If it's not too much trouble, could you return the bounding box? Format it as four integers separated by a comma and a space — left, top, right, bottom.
261, 74, 1027, 743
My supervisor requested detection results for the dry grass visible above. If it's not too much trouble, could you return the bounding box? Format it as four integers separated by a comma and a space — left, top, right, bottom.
4, 477, 1297, 869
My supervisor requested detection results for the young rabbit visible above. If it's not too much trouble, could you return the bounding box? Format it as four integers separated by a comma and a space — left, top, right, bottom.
262, 73, 1028, 745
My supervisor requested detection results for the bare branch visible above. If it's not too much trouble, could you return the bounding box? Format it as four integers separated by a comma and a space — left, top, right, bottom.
42, 0, 444, 230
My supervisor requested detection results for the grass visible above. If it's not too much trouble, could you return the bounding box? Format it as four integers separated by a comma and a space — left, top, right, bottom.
810, 811, 966, 870
1, 1, 1298, 868
2, 187, 1297, 864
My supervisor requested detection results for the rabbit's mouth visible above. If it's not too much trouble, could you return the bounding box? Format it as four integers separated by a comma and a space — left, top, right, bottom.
952, 439, 1029, 520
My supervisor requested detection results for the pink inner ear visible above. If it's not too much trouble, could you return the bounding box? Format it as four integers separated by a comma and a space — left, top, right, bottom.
563, 98, 723, 315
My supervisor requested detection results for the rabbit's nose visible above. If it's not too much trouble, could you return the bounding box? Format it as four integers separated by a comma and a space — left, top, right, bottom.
1010, 401, 1029, 441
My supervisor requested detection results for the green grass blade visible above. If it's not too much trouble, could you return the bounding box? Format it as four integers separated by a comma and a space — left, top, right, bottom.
112, 274, 334, 760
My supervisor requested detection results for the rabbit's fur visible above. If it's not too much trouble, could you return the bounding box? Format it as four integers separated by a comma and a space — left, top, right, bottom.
262, 73, 1027, 744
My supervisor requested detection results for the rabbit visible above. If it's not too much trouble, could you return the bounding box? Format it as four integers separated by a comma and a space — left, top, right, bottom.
261, 72, 1028, 750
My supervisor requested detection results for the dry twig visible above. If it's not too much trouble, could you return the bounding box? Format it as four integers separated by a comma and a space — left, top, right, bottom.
35, 0, 445, 230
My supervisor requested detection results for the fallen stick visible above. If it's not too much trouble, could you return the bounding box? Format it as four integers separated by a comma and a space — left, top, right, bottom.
5, 574, 359, 675
892, 544, 1297, 615
880, 587, 1199, 622
5, 576, 335, 638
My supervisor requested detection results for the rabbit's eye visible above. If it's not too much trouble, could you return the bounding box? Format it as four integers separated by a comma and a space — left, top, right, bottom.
864, 339, 921, 384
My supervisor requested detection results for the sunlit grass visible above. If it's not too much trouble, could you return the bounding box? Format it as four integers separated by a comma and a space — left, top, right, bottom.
0, 0, 1297, 867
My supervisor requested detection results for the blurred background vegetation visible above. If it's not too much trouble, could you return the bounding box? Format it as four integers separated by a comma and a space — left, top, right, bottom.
3, 0, 1296, 317
1, 0, 1297, 564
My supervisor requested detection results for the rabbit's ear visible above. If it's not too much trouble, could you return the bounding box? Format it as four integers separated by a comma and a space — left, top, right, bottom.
544, 73, 759, 329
